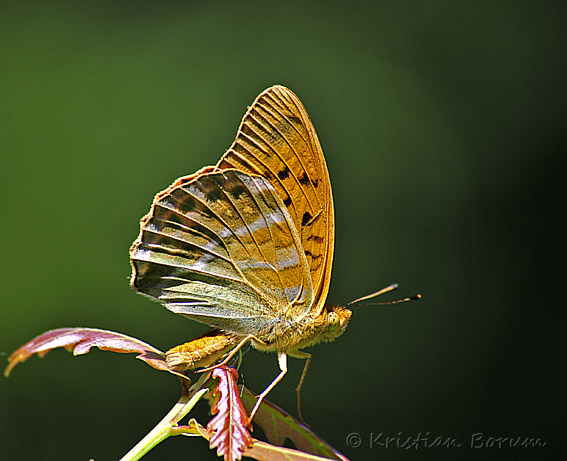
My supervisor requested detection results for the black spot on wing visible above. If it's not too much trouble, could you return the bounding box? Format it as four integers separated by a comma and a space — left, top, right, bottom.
206, 189, 222, 202
283, 196, 292, 207
278, 166, 290, 180
178, 196, 196, 213
307, 234, 324, 243
302, 211, 312, 227
299, 172, 310, 186
304, 249, 323, 259
230, 184, 247, 200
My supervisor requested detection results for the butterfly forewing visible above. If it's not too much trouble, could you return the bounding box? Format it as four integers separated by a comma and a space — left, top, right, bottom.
216, 86, 334, 316
130, 169, 313, 334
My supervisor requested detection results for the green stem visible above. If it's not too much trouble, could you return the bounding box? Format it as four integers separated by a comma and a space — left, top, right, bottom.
120, 374, 210, 461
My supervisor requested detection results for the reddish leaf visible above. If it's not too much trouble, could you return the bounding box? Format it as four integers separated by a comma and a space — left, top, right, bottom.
206, 366, 253, 461
191, 418, 339, 461
241, 388, 349, 461
4, 327, 171, 376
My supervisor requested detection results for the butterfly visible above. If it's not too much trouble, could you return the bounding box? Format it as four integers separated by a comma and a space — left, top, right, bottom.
130, 86, 360, 422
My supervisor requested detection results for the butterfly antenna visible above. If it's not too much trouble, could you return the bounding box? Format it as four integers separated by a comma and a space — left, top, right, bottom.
346, 283, 421, 307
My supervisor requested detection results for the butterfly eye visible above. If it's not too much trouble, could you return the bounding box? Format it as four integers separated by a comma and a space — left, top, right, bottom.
327, 311, 340, 329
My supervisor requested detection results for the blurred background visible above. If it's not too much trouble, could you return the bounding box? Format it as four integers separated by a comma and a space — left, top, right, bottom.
1, 1, 564, 460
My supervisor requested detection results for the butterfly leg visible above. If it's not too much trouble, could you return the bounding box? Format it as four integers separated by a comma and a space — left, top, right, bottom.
247, 351, 288, 423
197, 334, 266, 373
288, 350, 311, 424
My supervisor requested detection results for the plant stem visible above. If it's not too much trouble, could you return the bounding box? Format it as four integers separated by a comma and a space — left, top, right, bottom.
120, 375, 209, 461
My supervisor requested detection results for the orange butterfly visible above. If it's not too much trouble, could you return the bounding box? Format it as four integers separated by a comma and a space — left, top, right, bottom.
130, 86, 402, 422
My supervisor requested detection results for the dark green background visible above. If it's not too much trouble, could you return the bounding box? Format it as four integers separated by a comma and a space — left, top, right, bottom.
1, 1, 563, 460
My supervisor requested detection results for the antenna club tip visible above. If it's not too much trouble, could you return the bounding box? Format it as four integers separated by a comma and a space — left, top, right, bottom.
412, 294, 422, 300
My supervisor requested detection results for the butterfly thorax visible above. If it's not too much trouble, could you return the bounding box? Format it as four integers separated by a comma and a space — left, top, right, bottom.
251, 305, 352, 353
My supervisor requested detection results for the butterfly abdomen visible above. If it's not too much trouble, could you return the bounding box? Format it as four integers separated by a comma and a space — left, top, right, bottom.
166, 330, 240, 371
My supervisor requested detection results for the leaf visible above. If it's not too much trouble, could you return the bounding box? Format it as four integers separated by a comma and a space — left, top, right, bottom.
4, 327, 176, 377
240, 388, 348, 461
244, 440, 341, 461
206, 366, 253, 461
200, 368, 347, 461
190, 419, 338, 461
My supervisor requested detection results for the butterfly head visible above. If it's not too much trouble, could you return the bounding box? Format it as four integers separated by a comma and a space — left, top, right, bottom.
319, 305, 352, 343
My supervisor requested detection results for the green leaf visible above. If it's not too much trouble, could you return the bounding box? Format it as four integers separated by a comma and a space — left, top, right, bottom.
241, 388, 348, 461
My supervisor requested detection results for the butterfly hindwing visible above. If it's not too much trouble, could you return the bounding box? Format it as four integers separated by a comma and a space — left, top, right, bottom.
216, 86, 334, 317
130, 169, 314, 334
